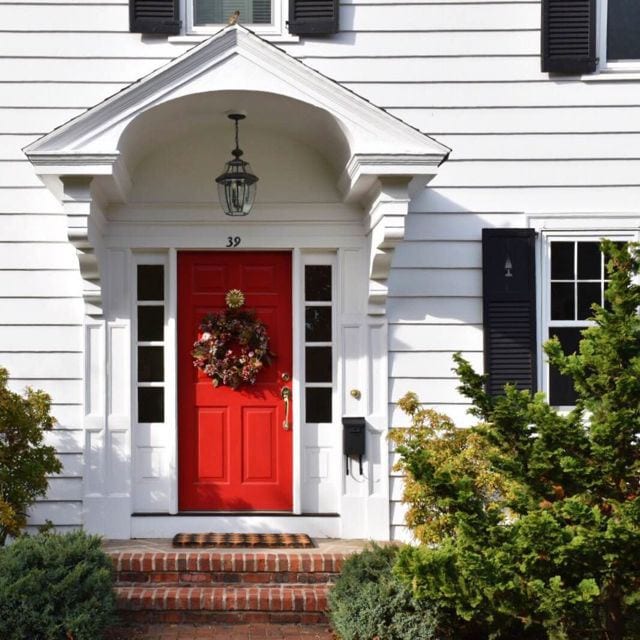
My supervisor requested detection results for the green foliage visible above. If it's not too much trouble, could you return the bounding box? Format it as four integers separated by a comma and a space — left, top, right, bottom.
0, 531, 116, 640
0, 368, 62, 545
327, 543, 440, 640
393, 242, 640, 640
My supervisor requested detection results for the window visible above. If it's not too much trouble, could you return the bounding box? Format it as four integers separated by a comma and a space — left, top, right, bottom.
605, 0, 640, 61
193, 0, 271, 26
545, 239, 622, 406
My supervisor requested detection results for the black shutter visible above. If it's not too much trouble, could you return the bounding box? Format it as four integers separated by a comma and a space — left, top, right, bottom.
288, 0, 339, 35
541, 0, 597, 73
482, 229, 537, 396
130, 0, 181, 34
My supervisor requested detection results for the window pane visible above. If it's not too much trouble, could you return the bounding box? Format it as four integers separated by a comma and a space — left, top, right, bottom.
137, 265, 164, 301
138, 346, 164, 382
194, 0, 271, 25
607, 0, 640, 60
305, 266, 331, 301
138, 306, 164, 342
305, 387, 332, 423
548, 328, 581, 406
551, 242, 574, 280
138, 387, 164, 423
551, 283, 575, 320
305, 347, 332, 383
577, 282, 601, 320
305, 307, 332, 342
577, 242, 601, 280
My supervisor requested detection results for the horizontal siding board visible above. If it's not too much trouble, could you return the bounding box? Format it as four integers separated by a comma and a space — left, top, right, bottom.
389, 268, 482, 297
0, 161, 49, 187
0, 190, 62, 214
390, 501, 408, 526
27, 501, 82, 526
387, 297, 483, 324
0, 135, 37, 160
390, 324, 483, 351
0, 325, 82, 351
0, 298, 83, 324
391, 377, 467, 404
393, 106, 640, 135
404, 213, 527, 240
0, 353, 83, 378
0, 5, 128, 31
0, 108, 85, 133
45, 477, 83, 501
349, 80, 640, 108
436, 133, 640, 161
0, 270, 80, 297
44, 429, 84, 454
0, 215, 67, 241
0, 83, 126, 108
389, 403, 475, 427
7, 379, 82, 404
49, 404, 83, 428
0, 58, 162, 82
390, 351, 483, 377
0, 243, 78, 269
52, 453, 83, 478
393, 241, 481, 268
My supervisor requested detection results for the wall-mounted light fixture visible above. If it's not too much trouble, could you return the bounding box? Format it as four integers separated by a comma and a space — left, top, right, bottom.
215, 113, 259, 216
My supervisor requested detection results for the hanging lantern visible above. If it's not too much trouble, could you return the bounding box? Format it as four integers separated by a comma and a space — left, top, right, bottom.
215, 113, 259, 216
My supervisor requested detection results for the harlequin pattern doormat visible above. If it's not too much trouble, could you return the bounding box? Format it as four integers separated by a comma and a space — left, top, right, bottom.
172, 532, 314, 549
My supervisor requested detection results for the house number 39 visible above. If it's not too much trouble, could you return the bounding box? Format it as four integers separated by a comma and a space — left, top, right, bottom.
226, 236, 241, 248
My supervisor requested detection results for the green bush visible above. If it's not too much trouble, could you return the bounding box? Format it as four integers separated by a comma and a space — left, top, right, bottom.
328, 543, 440, 640
392, 241, 640, 640
0, 367, 61, 545
0, 531, 116, 640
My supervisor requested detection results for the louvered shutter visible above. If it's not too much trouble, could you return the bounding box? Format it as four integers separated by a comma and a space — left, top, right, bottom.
482, 229, 537, 396
541, 0, 597, 73
288, 0, 339, 35
130, 0, 181, 34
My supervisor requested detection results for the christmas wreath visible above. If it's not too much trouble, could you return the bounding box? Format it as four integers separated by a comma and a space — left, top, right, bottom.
191, 289, 273, 389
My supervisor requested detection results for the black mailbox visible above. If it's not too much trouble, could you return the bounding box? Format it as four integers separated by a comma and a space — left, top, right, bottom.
343, 417, 366, 456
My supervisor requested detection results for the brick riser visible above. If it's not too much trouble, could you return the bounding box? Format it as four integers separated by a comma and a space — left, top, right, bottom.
110, 551, 345, 625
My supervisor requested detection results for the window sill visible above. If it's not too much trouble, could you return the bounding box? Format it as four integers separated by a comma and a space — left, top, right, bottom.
581, 68, 640, 82
169, 31, 300, 45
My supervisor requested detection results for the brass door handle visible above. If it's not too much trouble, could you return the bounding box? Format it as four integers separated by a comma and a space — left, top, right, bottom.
281, 387, 291, 431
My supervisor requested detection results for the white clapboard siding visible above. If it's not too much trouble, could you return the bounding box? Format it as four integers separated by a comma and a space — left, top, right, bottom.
390, 501, 408, 526
431, 159, 640, 187
393, 241, 482, 269
0, 215, 67, 241
390, 476, 405, 502
387, 297, 483, 325
0, 161, 50, 187
0, 83, 127, 108
390, 324, 483, 351
27, 502, 82, 526
0, 297, 83, 324
0, 243, 78, 269
390, 351, 483, 378
0, 353, 83, 379
391, 378, 468, 404
0, 59, 163, 83
0, 326, 82, 351
0, 135, 37, 159
389, 268, 481, 297
0, 4, 128, 31
44, 429, 84, 454
0, 271, 80, 297
8, 379, 82, 404
394, 106, 640, 136
45, 477, 83, 501
340, 3, 539, 32
389, 403, 476, 429
48, 404, 84, 428
307, 57, 543, 83
404, 213, 527, 241
435, 133, 640, 161
0, 108, 85, 134
52, 453, 83, 478
350, 81, 640, 109
0, 191, 62, 216
412, 186, 640, 214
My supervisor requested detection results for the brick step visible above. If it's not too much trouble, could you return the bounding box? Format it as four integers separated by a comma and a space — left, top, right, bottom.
115, 585, 329, 625
110, 551, 345, 586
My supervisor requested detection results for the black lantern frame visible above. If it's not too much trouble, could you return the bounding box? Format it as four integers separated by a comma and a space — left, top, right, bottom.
215, 114, 259, 217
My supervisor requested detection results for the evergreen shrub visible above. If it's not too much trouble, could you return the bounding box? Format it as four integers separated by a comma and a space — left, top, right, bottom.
0, 531, 116, 640
327, 543, 440, 640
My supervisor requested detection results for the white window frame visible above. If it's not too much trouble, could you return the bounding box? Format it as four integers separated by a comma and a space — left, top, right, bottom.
180, 0, 296, 40
596, 0, 640, 73
540, 230, 635, 408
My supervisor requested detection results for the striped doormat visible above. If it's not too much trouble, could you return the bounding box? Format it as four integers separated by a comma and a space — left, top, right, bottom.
172, 532, 314, 549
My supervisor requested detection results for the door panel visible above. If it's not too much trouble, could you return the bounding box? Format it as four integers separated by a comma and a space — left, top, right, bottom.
178, 251, 292, 511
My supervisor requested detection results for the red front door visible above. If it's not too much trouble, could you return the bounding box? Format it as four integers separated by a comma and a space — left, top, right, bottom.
178, 251, 292, 511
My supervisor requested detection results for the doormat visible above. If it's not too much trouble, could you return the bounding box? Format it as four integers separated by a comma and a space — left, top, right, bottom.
172, 532, 314, 549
